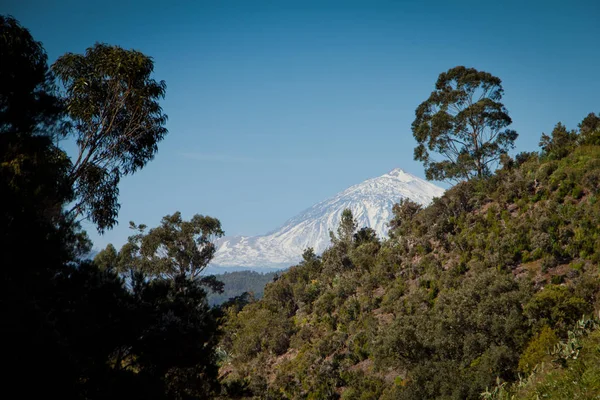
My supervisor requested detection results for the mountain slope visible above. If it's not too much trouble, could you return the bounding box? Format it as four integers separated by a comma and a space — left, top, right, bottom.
218, 143, 600, 400
212, 168, 444, 269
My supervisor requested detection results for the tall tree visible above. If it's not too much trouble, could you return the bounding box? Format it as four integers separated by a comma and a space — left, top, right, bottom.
579, 112, 600, 146
0, 15, 71, 247
412, 66, 518, 182
53, 43, 168, 231
1, 16, 91, 398
539, 122, 578, 160
1, 14, 87, 268
331, 208, 357, 245
325, 209, 357, 272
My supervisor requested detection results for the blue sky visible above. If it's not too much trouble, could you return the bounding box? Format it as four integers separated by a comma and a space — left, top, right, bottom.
5, 0, 600, 250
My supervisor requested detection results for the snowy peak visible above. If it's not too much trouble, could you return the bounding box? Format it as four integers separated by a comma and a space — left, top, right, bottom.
385, 168, 415, 181
212, 168, 444, 269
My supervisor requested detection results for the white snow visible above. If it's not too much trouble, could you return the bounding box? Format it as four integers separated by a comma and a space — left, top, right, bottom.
211, 168, 444, 269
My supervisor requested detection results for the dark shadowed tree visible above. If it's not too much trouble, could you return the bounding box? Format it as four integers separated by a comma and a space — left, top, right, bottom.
96, 213, 226, 397
0, 14, 89, 269
2, 16, 189, 399
353, 226, 379, 246
0, 15, 64, 136
2, 15, 225, 400
0, 15, 77, 255
130, 275, 223, 399
412, 66, 518, 181
1, 16, 91, 398
53, 43, 168, 231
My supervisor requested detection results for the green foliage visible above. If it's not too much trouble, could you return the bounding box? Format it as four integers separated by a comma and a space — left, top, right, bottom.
524, 285, 591, 335
340, 372, 386, 400
230, 304, 294, 361
484, 314, 600, 400
94, 242, 118, 271
578, 112, 600, 146
338, 208, 357, 244
221, 112, 600, 399
539, 122, 578, 160
412, 66, 518, 181
53, 43, 168, 231
373, 269, 530, 399
518, 326, 559, 373
324, 209, 359, 274
114, 211, 224, 283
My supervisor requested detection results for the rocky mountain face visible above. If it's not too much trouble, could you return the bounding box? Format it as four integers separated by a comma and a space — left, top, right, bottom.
211, 168, 444, 269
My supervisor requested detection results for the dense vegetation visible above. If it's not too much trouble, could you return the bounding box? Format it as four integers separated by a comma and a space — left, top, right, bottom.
3, 14, 599, 400
218, 117, 600, 399
1, 16, 223, 399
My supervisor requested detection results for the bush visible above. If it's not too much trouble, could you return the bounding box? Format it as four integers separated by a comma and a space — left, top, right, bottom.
524, 285, 592, 334
517, 326, 559, 373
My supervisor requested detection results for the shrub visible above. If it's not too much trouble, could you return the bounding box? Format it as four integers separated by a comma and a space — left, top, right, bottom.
517, 326, 559, 373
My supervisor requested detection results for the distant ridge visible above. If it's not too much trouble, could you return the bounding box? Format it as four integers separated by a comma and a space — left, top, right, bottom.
211, 168, 444, 270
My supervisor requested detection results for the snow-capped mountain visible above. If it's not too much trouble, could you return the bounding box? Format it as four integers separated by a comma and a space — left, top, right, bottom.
212, 168, 444, 269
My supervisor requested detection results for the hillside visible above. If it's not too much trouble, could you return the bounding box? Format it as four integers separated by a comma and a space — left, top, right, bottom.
482, 313, 600, 399
217, 120, 600, 399
207, 271, 278, 306
212, 169, 444, 269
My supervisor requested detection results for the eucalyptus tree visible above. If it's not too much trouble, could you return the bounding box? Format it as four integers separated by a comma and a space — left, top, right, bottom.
53, 43, 168, 231
412, 66, 518, 182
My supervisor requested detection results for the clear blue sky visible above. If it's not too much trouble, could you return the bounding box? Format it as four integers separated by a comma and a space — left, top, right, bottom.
5, 0, 600, 250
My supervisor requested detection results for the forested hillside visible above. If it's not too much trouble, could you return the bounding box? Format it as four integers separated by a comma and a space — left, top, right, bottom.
218, 116, 600, 399
208, 271, 278, 306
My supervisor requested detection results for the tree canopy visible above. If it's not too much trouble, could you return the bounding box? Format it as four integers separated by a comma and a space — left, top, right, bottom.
116, 212, 224, 284
412, 66, 518, 182
53, 43, 168, 231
